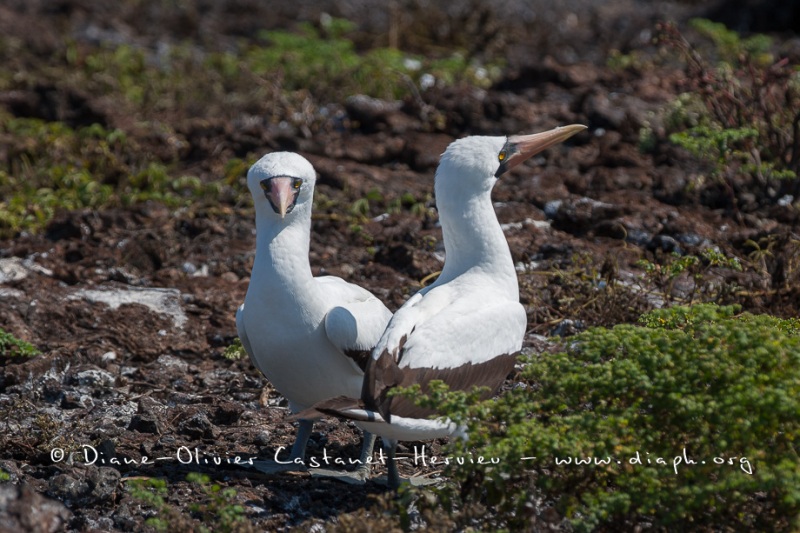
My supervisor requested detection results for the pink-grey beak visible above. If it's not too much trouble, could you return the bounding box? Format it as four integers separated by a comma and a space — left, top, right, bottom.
260, 176, 302, 218
495, 124, 587, 177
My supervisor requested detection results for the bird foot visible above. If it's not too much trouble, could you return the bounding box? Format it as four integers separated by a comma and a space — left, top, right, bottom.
309, 467, 370, 485
247, 459, 308, 475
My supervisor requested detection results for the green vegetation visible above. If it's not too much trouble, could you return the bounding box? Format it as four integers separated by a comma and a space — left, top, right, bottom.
185, 473, 248, 532
636, 248, 743, 304
248, 17, 497, 101
222, 338, 246, 361
389, 192, 434, 217
688, 18, 773, 66
398, 304, 800, 531
648, 20, 799, 210
0, 15, 490, 237
3, 11, 798, 531
127, 477, 171, 531
519, 253, 652, 332
0, 115, 224, 237
128, 473, 253, 533
0, 328, 39, 358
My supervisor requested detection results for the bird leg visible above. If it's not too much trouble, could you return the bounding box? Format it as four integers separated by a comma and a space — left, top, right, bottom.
352, 430, 376, 480
288, 418, 314, 460
385, 439, 401, 489
308, 429, 376, 484
379, 439, 439, 489
247, 418, 313, 475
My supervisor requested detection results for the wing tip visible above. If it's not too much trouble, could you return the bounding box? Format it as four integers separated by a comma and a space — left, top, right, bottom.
290, 396, 385, 424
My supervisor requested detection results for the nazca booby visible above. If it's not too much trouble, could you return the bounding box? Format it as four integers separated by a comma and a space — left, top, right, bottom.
302, 125, 587, 487
236, 151, 392, 477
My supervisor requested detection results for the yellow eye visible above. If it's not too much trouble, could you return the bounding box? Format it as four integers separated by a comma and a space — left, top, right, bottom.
498, 150, 507, 162
293, 179, 302, 189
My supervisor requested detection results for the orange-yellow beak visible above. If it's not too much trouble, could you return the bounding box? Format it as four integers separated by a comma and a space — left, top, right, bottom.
495, 124, 587, 177
260, 176, 302, 218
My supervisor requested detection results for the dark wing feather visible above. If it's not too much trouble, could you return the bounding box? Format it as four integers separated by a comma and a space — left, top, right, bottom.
387, 353, 518, 419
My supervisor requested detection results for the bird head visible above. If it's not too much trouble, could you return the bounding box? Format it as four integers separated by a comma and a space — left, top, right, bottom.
246, 152, 316, 220
436, 124, 587, 195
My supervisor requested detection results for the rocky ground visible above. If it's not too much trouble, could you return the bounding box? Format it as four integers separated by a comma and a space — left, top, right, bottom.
1, 1, 798, 531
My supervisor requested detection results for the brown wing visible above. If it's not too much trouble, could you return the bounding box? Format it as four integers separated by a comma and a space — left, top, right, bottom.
386, 354, 518, 419
361, 338, 406, 422
363, 335, 517, 422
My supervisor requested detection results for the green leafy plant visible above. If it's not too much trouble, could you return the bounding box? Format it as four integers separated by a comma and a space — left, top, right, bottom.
186, 473, 248, 533
0, 116, 223, 237
128, 474, 253, 533
78, 41, 259, 119
738, 233, 800, 298
0, 15, 503, 240
0, 328, 39, 358
223, 338, 246, 361
245, 17, 498, 102
127, 477, 171, 532
405, 304, 800, 531
636, 248, 742, 304
387, 192, 434, 217
519, 254, 652, 333
654, 20, 799, 210
688, 18, 773, 65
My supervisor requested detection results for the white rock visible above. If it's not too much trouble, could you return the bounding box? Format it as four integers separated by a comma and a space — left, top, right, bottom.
67, 286, 188, 329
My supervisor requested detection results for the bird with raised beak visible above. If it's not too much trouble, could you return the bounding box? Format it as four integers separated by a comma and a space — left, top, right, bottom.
299, 124, 587, 488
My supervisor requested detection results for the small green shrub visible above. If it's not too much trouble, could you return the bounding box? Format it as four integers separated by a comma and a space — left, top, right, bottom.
688, 18, 773, 65
520, 253, 652, 333
0, 116, 222, 237
245, 17, 497, 102
636, 248, 742, 304
186, 473, 249, 533
415, 304, 800, 531
387, 192, 433, 217
223, 338, 246, 361
655, 20, 799, 209
127, 477, 171, 532
78, 42, 258, 118
83, 43, 150, 106
0, 329, 39, 358
128, 474, 254, 533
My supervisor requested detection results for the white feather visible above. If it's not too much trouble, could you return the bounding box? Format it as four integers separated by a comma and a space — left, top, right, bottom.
319, 276, 392, 353
239, 152, 392, 412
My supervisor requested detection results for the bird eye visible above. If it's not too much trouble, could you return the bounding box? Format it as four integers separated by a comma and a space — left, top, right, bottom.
292, 179, 302, 189
498, 150, 507, 162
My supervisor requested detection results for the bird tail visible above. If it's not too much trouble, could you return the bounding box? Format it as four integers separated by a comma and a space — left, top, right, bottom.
290, 395, 386, 424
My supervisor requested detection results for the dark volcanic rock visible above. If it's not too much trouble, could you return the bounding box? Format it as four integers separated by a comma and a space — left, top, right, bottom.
85, 466, 121, 504
214, 400, 245, 425
544, 197, 625, 236
47, 474, 91, 506
0, 483, 72, 533
128, 413, 161, 434
177, 410, 218, 440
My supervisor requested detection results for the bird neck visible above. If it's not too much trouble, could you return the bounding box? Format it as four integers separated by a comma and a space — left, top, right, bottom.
436, 189, 518, 293
251, 209, 314, 294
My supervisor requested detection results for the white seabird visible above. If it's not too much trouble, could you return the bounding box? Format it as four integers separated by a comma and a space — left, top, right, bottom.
236, 151, 392, 479
301, 124, 587, 487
